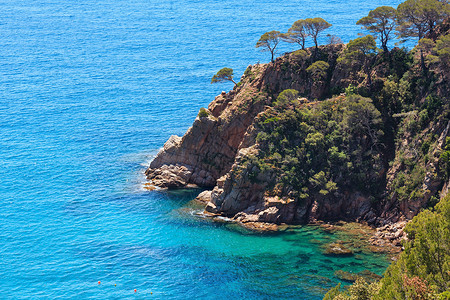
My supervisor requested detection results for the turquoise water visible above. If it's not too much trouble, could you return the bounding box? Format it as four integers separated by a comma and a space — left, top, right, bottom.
0, 0, 403, 298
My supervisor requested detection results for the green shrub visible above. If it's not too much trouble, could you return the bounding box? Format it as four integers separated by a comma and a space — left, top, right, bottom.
345, 84, 358, 96
198, 107, 209, 118
255, 95, 384, 202
306, 60, 330, 81
274, 89, 300, 107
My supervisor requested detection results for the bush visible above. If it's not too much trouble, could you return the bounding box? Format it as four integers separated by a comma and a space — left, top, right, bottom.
274, 89, 300, 107
198, 107, 209, 118
306, 60, 330, 81
255, 95, 384, 202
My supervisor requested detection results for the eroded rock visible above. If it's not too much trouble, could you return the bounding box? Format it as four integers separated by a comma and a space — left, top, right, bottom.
324, 242, 354, 256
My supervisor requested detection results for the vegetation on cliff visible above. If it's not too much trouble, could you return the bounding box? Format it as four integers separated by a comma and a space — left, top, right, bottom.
149, 0, 450, 222
146, 0, 450, 296
248, 94, 384, 207
211, 67, 237, 86
231, 0, 449, 220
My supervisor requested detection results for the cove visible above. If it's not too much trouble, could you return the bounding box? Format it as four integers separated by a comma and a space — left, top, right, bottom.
0, 0, 402, 298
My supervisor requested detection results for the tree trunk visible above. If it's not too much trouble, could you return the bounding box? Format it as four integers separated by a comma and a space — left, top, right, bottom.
420, 49, 428, 77
313, 37, 318, 60
364, 62, 372, 90
367, 67, 372, 88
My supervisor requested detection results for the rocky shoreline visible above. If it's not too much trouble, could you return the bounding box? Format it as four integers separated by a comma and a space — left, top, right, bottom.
144, 44, 449, 258
195, 191, 403, 256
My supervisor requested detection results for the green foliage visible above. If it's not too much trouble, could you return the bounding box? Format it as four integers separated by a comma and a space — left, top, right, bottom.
389, 47, 413, 79
211, 67, 237, 86
376, 194, 450, 299
396, 0, 449, 72
434, 34, 450, 71
396, 0, 450, 41
306, 60, 330, 81
426, 34, 450, 74
324, 278, 381, 300
282, 19, 309, 49
198, 107, 210, 118
439, 137, 450, 179
255, 95, 384, 201
292, 49, 309, 59
418, 38, 436, 53
357, 6, 397, 52
439, 291, 450, 300
326, 195, 450, 299
345, 84, 358, 96
338, 35, 377, 87
256, 30, 282, 63
392, 162, 426, 202
274, 89, 300, 107
304, 17, 332, 48
323, 283, 343, 300
345, 35, 377, 58
349, 278, 381, 300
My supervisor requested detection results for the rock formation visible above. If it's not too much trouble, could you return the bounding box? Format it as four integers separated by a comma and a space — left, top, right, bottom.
145, 43, 449, 230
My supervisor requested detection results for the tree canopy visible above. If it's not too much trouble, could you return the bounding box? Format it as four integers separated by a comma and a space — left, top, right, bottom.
306, 60, 330, 81
274, 89, 300, 107
357, 6, 397, 52
211, 67, 237, 86
339, 35, 377, 87
256, 31, 282, 63
281, 19, 309, 50
304, 18, 332, 49
254, 95, 383, 202
397, 0, 450, 41
397, 0, 449, 72
433, 34, 450, 72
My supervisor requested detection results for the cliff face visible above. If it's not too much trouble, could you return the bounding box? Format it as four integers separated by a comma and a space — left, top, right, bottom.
146, 45, 347, 189
203, 94, 386, 226
146, 45, 348, 187
145, 43, 450, 228
145, 63, 270, 188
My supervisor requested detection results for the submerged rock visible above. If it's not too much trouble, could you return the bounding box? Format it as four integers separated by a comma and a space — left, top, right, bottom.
334, 269, 382, 283
324, 242, 354, 256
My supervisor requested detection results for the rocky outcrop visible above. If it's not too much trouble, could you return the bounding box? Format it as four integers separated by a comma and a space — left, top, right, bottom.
369, 221, 407, 248
145, 64, 272, 189
203, 149, 377, 226
379, 118, 450, 223
146, 45, 348, 190
145, 43, 449, 235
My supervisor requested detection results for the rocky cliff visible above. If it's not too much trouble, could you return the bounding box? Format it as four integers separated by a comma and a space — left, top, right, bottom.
145, 41, 449, 231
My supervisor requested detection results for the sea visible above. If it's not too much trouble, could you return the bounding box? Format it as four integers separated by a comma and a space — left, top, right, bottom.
0, 0, 405, 299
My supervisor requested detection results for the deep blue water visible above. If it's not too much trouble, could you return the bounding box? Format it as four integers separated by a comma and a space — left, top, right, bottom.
1, 0, 403, 299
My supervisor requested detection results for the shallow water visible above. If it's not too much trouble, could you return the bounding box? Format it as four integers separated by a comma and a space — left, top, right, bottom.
0, 0, 403, 298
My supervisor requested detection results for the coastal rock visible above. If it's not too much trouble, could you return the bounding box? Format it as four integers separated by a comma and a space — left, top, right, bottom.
236, 221, 279, 232
145, 65, 272, 189
334, 269, 382, 283
195, 190, 212, 204
323, 242, 354, 256
368, 220, 407, 252
145, 42, 449, 243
